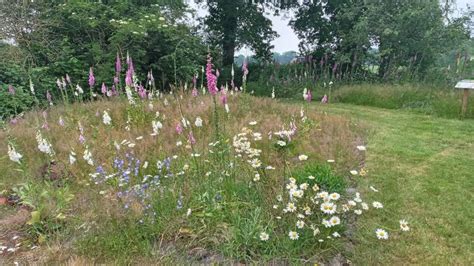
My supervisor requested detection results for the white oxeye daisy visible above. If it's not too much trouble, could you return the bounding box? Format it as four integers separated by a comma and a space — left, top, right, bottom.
299, 183, 309, 190
308, 175, 315, 180
277, 140, 286, 147
195, 117, 203, 127
286, 202, 297, 212
312, 184, 320, 191
372, 201, 383, 209
361, 202, 369, 210
296, 220, 305, 229
298, 154, 308, 161
350, 170, 358, 175
329, 216, 341, 226
322, 219, 331, 228
327, 159, 335, 163
354, 209, 362, 215
249, 121, 257, 125
288, 231, 299, 240
375, 229, 389, 240
259, 232, 269, 241
399, 220, 410, 231
329, 193, 340, 201
356, 145, 366, 151
320, 202, 336, 214
313, 228, 320, 236
332, 232, 341, 238
253, 173, 260, 182
276, 195, 283, 202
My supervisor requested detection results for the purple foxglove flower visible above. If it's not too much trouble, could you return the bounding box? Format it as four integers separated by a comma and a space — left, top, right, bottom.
138, 85, 147, 99
89, 67, 95, 87
114, 76, 119, 84
206, 54, 218, 96
125, 69, 133, 87
8, 85, 15, 95
192, 88, 198, 97
115, 52, 121, 74
192, 75, 197, 89
321, 94, 328, 104
101, 83, 107, 95
242, 60, 249, 76
220, 91, 227, 105
175, 123, 183, 135
188, 132, 196, 145
306, 89, 312, 102
46, 90, 52, 103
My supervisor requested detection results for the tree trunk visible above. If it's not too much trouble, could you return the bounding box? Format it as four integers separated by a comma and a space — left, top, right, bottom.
221, 7, 238, 68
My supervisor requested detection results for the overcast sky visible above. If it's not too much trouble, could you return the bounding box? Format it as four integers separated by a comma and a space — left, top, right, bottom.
192, 0, 472, 55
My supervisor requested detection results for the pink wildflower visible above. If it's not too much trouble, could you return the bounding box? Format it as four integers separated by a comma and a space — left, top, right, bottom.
115, 52, 121, 74
89, 67, 95, 88
220, 91, 228, 105
101, 83, 107, 95
306, 89, 312, 102
188, 132, 196, 145
176, 123, 183, 135
206, 54, 218, 96
321, 94, 328, 104
8, 85, 15, 95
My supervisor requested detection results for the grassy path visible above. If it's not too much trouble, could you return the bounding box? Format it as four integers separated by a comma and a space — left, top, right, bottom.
314, 104, 474, 265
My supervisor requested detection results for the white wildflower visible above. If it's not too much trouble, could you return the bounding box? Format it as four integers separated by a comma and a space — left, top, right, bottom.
7, 144, 22, 164
375, 229, 389, 240
259, 232, 269, 241
102, 111, 112, 125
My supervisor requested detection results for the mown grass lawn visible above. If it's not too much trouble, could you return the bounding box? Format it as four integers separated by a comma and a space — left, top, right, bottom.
314, 103, 474, 265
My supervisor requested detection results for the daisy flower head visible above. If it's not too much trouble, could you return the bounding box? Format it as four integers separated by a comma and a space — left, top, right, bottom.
296, 220, 305, 229
329, 216, 341, 226
372, 201, 383, 209
375, 229, 389, 240
356, 145, 366, 151
308, 175, 315, 180
329, 192, 340, 201
277, 140, 286, 147
286, 202, 297, 212
298, 154, 308, 161
320, 202, 337, 214
259, 232, 269, 241
299, 183, 309, 190
288, 231, 299, 240
350, 170, 358, 176
399, 220, 410, 231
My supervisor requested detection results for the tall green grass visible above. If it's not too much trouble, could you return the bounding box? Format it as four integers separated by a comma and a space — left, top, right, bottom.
333, 84, 474, 119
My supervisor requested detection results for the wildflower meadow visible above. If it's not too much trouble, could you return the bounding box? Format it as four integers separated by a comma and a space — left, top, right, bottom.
0, 54, 415, 264
1, 1, 473, 265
